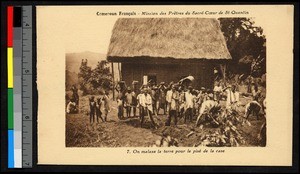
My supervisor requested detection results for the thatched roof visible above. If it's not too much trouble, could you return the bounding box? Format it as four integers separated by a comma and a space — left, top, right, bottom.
107, 18, 231, 61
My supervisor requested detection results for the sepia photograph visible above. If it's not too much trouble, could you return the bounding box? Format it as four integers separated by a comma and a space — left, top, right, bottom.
65, 17, 267, 148
37, 5, 293, 166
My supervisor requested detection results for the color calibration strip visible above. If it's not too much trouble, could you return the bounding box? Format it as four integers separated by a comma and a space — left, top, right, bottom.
7, 6, 15, 168
7, 6, 33, 168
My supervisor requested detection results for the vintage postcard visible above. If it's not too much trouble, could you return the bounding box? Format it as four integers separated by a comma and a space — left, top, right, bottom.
37, 5, 293, 165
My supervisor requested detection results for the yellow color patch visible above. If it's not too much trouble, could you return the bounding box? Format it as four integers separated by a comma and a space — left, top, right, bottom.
7, 48, 13, 88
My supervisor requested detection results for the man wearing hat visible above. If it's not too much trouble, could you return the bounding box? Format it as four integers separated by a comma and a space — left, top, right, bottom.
140, 88, 157, 129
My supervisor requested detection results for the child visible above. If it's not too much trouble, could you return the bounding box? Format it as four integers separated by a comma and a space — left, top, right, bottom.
124, 87, 133, 118
66, 98, 77, 114
89, 96, 96, 124
96, 97, 104, 123
102, 91, 110, 122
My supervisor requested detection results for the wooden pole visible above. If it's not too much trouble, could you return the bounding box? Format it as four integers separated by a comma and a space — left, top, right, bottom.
111, 62, 115, 101
118, 63, 122, 81
220, 64, 227, 86
224, 64, 227, 86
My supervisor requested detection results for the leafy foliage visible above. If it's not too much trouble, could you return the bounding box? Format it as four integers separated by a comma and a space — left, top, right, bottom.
219, 18, 266, 77
196, 107, 250, 147
78, 60, 92, 95
78, 59, 112, 95
89, 61, 113, 91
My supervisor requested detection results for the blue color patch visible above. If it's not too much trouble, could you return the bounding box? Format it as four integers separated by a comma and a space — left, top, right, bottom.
8, 130, 14, 168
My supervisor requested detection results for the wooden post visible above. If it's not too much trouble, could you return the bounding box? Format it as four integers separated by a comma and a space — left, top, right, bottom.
223, 64, 226, 86
118, 63, 122, 81
220, 64, 227, 86
111, 62, 115, 101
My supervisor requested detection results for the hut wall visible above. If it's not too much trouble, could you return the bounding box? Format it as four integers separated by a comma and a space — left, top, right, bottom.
121, 61, 214, 90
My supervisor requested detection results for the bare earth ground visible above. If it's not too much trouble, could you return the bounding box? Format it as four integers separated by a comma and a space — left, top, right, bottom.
66, 87, 265, 147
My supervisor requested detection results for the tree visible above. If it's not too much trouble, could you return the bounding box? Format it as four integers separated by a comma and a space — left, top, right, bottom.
218, 18, 266, 77
78, 59, 92, 95
89, 61, 113, 92
78, 59, 113, 95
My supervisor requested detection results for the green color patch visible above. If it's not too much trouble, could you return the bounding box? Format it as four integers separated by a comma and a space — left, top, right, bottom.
8, 88, 13, 129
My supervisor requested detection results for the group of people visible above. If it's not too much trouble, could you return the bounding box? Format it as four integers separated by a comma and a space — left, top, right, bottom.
88, 91, 110, 124
67, 77, 265, 128
115, 79, 260, 128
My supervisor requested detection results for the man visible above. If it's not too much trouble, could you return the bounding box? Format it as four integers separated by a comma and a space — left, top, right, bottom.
184, 86, 194, 123
141, 88, 157, 129
165, 86, 179, 126
192, 90, 199, 117
244, 100, 262, 120
247, 75, 254, 93
166, 85, 173, 114
137, 89, 145, 118
251, 82, 261, 101
151, 86, 159, 116
158, 82, 167, 115
116, 91, 124, 119
132, 81, 139, 117
214, 67, 219, 80
89, 96, 96, 124
213, 82, 223, 102
102, 91, 110, 122
124, 87, 133, 118
195, 93, 220, 127
116, 81, 126, 119
224, 85, 240, 110
196, 87, 206, 107
178, 87, 185, 118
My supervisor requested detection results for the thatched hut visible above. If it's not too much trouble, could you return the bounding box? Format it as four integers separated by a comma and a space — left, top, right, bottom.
107, 18, 231, 89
